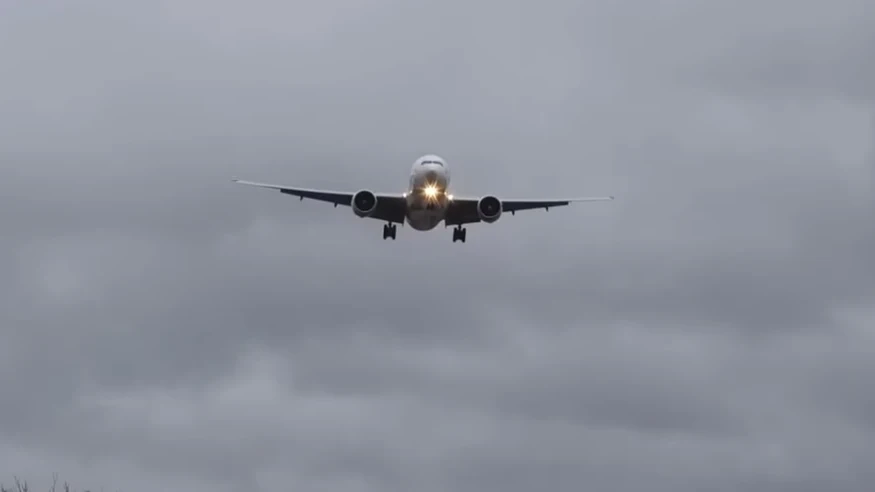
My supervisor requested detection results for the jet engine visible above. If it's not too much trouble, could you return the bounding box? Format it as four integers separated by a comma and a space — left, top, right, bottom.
477, 195, 502, 223
352, 190, 378, 217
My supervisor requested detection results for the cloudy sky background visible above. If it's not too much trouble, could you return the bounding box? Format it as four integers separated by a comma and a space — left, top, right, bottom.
2, 0, 874, 490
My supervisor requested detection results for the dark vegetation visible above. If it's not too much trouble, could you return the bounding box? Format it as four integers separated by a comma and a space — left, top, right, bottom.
1, 474, 114, 492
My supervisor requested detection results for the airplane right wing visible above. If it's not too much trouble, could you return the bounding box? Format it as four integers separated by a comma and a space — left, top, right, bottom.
445, 195, 614, 225
232, 178, 408, 224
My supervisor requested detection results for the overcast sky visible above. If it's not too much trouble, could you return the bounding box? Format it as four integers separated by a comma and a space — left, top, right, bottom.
2, 0, 874, 490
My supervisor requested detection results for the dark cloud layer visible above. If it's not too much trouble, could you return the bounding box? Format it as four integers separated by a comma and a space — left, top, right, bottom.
2, 0, 874, 491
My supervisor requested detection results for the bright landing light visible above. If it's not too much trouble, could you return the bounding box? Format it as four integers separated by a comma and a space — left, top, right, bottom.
424, 185, 438, 198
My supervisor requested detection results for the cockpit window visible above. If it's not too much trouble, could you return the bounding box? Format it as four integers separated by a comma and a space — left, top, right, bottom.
421, 160, 443, 166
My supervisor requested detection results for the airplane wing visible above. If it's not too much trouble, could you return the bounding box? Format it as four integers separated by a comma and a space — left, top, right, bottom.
445, 196, 614, 226
232, 178, 408, 224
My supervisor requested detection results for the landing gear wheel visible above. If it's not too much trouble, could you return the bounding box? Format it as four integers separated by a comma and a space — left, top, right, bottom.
452, 227, 467, 243
382, 223, 397, 240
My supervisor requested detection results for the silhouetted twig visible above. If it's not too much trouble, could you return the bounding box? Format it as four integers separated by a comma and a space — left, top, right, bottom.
0, 476, 108, 492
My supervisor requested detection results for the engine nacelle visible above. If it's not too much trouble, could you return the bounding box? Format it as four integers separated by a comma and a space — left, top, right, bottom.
477, 195, 502, 223
352, 189, 378, 217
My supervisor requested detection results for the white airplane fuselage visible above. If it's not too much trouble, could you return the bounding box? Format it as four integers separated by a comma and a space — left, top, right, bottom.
405, 154, 452, 231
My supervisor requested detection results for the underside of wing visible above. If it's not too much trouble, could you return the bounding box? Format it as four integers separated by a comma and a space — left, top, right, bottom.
445, 195, 614, 225
232, 178, 408, 224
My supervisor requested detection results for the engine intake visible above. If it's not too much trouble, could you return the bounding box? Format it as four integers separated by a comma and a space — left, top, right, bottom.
477, 195, 502, 223
352, 190, 378, 217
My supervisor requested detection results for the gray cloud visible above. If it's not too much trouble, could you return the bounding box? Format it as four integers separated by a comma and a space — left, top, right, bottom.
2, 0, 874, 491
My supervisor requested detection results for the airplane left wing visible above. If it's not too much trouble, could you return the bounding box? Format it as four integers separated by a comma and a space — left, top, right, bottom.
445, 195, 614, 225
232, 178, 408, 224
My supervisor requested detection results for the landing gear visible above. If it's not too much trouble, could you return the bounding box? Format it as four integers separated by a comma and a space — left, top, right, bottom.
383, 223, 397, 240
452, 226, 467, 243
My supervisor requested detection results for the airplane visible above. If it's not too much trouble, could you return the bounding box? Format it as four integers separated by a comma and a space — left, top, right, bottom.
232, 154, 614, 242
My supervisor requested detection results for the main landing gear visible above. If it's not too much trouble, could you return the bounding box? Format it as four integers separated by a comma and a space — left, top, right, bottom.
452, 226, 467, 243
382, 223, 397, 240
